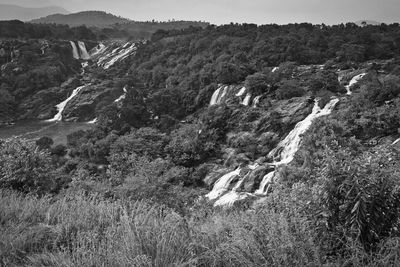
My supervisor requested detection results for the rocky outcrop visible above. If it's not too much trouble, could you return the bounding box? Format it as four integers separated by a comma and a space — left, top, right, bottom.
61, 82, 119, 121
18, 78, 81, 121
271, 96, 314, 126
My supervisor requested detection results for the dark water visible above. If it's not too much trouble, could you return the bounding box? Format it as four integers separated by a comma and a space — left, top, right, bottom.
0, 120, 94, 145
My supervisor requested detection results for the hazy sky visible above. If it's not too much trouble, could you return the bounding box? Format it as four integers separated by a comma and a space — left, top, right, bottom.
2, 0, 399, 25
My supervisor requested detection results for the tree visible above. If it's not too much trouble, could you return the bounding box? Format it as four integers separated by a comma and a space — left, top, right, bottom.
36, 136, 54, 150
0, 139, 54, 194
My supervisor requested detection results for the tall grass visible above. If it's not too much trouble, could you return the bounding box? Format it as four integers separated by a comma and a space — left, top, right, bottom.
1, 189, 400, 266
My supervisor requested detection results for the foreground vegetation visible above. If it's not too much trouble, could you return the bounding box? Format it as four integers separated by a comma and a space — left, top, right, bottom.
1, 188, 400, 266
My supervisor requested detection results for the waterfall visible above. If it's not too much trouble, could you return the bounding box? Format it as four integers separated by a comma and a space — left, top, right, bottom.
102, 43, 137, 69
69, 41, 79, 59
77, 41, 90, 60
47, 85, 86, 122
252, 95, 262, 108
205, 168, 241, 200
92, 42, 137, 70
209, 85, 228, 106
114, 86, 128, 103
236, 86, 246, 96
87, 118, 97, 124
255, 98, 340, 194
269, 98, 340, 165
345, 73, 366, 95
90, 43, 106, 57
206, 97, 340, 204
241, 93, 252, 106
213, 164, 258, 206
210, 87, 221, 106
254, 171, 275, 195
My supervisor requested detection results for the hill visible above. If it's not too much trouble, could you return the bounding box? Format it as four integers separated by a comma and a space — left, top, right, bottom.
0, 4, 68, 21
31, 10, 131, 27
31, 10, 209, 39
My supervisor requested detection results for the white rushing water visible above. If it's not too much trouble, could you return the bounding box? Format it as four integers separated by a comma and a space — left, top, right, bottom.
69, 41, 79, 60
209, 85, 229, 106
345, 73, 366, 95
241, 93, 252, 106
254, 171, 275, 195
114, 86, 128, 103
255, 98, 340, 194
236, 86, 246, 96
87, 118, 97, 124
206, 97, 340, 205
209, 87, 221, 106
96, 42, 137, 69
252, 95, 262, 108
77, 41, 90, 60
212, 164, 259, 206
90, 43, 107, 57
47, 85, 86, 122
269, 98, 339, 165
205, 168, 242, 200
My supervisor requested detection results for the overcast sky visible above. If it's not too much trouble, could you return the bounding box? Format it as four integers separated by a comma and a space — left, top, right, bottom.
2, 0, 399, 25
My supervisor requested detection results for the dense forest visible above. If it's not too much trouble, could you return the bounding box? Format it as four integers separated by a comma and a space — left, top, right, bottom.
1, 22, 400, 266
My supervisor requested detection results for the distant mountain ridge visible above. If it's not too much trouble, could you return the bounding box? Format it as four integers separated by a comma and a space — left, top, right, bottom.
31, 11, 131, 27
0, 4, 69, 21
31, 10, 210, 40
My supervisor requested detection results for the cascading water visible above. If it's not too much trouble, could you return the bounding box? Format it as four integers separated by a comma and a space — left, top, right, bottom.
241, 93, 252, 106
77, 41, 90, 60
253, 95, 262, 108
213, 164, 259, 206
96, 42, 137, 69
90, 43, 106, 57
47, 85, 86, 122
205, 168, 242, 200
254, 171, 275, 195
69, 41, 79, 59
269, 98, 339, 165
236, 86, 246, 97
206, 97, 340, 205
114, 86, 128, 103
87, 118, 97, 124
209, 87, 222, 106
345, 73, 366, 95
255, 97, 340, 194
209, 85, 229, 106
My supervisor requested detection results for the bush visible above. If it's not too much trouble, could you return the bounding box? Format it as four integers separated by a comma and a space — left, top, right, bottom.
275, 79, 306, 99
0, 139, 54, 194
36, 136, 54, 150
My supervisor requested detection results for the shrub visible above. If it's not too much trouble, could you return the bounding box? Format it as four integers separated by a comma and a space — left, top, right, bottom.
275, 79, 306, 100
0, 139, 54, 194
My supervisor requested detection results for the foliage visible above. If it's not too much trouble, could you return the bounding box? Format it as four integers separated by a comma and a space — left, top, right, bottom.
0, 139, 54, 194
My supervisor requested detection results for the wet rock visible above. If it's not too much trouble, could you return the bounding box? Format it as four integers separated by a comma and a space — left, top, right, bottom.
203, 165, 231, 187
62, 82, 116, 121
273, 96, 313, 125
